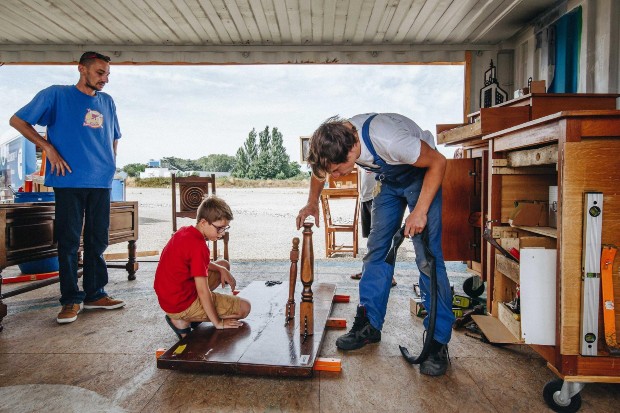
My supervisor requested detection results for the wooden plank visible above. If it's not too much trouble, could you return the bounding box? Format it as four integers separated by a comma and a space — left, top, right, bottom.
495, 254, 519, 283
157, 281, 336, 377
512, 226, 558, 239
490, 121, 560, 151
561, 139, 620, 355
506, 144, 558, 167
529, 94, 619, 120
436, 123, 466, 135
472, 314, 521, 344
333, 294, 349, 303
313, 357, 341, 372
498, 302, 521, 341
325, 318, 346, 328
437, 121, 481, 145
103, 250, 159, 260
492, 166, 556, 175
499, 237, 519, 252
438, 106, 530, 146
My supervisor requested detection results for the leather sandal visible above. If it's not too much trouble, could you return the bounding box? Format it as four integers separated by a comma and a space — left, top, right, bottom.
165, 315, 191, 339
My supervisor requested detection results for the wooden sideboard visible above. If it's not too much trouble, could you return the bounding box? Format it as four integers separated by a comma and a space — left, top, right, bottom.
484, 110, 620, 381
0, 201, 139, 331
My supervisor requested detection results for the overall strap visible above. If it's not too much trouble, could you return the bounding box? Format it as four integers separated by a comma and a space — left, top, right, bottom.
360, 114, 385, 168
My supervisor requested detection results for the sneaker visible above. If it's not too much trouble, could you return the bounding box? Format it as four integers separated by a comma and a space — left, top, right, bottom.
57, 303, 83, 324
83, 296, 126, 310
420, 339, 450, 376
336, 305, 381, 350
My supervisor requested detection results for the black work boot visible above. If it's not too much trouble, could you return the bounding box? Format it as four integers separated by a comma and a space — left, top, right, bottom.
420, 339, 450, 376
336, 305, 381, 350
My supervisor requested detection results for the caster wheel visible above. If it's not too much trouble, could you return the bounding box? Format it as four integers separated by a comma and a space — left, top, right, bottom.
543, 379, 582, 412
463, 276, 485, 298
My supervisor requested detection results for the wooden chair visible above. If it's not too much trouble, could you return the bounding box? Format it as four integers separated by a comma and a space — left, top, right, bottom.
171, 173, 228, 260
320, 167, 360, 257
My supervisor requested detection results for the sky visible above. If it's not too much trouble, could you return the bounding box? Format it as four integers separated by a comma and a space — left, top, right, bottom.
0, 64, 464, 168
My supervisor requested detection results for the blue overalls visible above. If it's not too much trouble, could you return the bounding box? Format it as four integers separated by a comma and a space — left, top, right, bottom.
358, 115, 455, 344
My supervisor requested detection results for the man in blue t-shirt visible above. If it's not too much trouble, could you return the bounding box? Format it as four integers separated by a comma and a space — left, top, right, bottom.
10, 51, 126, 324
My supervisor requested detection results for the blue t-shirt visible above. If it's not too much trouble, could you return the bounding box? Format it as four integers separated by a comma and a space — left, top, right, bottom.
15, 85, 121, 188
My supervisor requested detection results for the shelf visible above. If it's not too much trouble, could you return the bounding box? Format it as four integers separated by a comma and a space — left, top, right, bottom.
510, 225, 557, 238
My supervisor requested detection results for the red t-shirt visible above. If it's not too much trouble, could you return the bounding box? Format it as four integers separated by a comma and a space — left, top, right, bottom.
154, 226, 211, 313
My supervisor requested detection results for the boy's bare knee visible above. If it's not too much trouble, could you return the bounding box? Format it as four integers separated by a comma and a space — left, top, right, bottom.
215, 259, 230, 270
239, 299, 251, 318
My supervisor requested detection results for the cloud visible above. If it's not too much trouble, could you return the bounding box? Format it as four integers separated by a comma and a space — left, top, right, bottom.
0, 64, 464, 166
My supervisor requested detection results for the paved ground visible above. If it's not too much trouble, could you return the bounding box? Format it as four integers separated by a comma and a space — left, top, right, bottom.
106, 187, 410, 261
1, 187, 618, 412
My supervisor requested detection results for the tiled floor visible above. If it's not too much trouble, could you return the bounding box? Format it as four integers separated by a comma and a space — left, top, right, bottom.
1, 259, 618, 412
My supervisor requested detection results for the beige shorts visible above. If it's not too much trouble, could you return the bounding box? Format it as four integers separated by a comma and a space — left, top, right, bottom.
167, 271, 241, 322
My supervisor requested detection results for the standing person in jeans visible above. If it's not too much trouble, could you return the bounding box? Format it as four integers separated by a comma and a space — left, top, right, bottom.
296, 113, 454, 376
351, 169, 397, 288
9, 51, 125, 324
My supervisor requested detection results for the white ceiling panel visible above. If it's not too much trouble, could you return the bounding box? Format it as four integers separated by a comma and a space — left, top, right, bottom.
0, 0, 561, 64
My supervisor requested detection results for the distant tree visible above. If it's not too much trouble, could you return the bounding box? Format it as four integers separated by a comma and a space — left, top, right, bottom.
288, 161, 302, 177
197, 154, 235, 172
122, 163, 146, 178
251, 126, 274, 179
161, 157, 200, 172
233, 128, 259, 178
244, 128, 258, 163
233, 126, 299, 179
270, 127, 293, 178
232, 147, 250, 178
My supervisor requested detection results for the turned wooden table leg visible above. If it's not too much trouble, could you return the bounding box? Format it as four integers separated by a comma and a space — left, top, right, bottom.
125, 240, 139, 281
223, 231, 230, 261
286, 237, 300, 323
300, 222, 314, 338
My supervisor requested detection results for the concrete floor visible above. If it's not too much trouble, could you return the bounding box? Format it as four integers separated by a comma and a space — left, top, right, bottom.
1, 258, 618, 413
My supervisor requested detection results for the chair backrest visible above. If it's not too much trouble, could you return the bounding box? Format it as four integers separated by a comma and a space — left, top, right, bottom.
321, 195, 333, 227
172, 172, 224, 259
327, 166, 359, 189
171, 173, 217, 232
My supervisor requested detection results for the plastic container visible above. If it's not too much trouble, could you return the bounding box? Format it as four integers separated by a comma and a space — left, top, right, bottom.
14, 192, 55, 203
18, 258, 59, 275
15, 191, 59, 274
111, 178, 125, 201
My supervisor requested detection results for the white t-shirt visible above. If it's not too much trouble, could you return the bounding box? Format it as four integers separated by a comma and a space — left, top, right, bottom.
359, 169, 376, 202
349, 113, 436, 169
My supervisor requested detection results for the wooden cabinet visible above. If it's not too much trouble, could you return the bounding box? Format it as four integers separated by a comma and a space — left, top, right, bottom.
439, 93, 620, 290
483, 110, 620, 380
0, 201, 139, 331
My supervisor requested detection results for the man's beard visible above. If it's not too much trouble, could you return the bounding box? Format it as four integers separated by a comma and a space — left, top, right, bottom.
85, 80, 103, 91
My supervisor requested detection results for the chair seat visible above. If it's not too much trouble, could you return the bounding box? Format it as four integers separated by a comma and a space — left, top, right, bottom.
327, 225, 356, 231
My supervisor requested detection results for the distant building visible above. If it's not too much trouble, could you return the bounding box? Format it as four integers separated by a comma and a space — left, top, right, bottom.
140, 167, 171, 178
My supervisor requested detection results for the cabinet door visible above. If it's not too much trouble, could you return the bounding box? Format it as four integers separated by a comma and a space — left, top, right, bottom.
442, 158, 476, 261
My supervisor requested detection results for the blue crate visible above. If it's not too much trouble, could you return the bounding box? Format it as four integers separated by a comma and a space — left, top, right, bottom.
15, 191, 59, 274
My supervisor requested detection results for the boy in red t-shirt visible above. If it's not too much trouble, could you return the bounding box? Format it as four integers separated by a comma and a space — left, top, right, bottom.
154, 196, 251, 338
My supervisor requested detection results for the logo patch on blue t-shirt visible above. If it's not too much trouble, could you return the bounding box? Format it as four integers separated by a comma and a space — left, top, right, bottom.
83, 108, 104, 128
